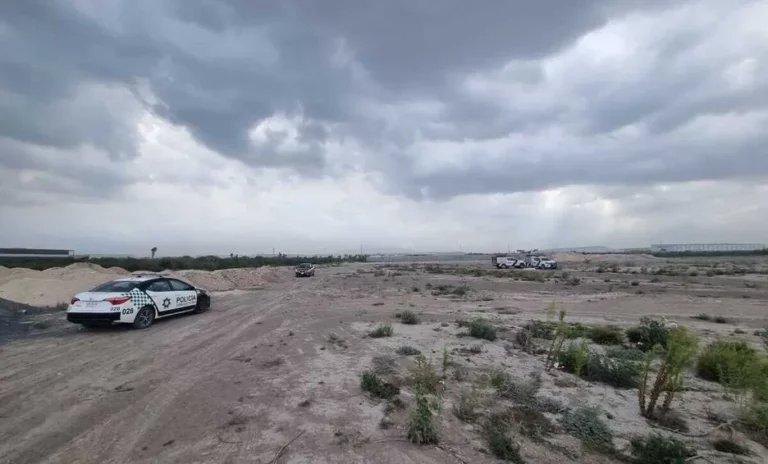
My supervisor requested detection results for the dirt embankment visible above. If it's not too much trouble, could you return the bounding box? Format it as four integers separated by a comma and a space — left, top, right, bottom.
0, 264, 285, 306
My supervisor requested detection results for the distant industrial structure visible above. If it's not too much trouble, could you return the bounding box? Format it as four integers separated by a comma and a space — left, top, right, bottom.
649, 243, 766, 253
0, 248, 74, 258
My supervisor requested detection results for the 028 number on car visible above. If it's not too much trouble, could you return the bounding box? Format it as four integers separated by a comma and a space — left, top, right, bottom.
122, 308, 134, 315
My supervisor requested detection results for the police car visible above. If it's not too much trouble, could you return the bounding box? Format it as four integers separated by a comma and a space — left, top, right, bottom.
66, 275, 211, 329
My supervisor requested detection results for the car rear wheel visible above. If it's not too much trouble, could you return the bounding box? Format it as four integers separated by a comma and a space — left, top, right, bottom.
500, 264, 508, 269
132, 306, 155, 329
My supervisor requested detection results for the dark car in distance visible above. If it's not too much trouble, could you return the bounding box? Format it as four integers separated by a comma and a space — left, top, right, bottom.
295, 263, 315, 277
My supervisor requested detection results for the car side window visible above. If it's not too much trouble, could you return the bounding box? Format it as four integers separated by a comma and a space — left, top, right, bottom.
169, 279, 194, 291
146, 280, 172, 292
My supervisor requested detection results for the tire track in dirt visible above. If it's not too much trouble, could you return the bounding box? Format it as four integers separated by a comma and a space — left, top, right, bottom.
1, 289, 288, 464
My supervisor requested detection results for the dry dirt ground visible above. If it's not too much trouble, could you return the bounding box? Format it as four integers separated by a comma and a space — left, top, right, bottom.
2, 259, 768, 463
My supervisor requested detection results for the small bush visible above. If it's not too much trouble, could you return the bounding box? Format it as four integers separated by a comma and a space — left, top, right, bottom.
498, 377, 541, 405
396, 345, 421, 356
412, 286, 420, 292
606, 346, 646, 361
515, 328, 535, 353
490, 369, 510, 389
408, 393, 439, 445
360, 371, 400, 399
692, 313, 712, 321
525, 320, 556, 339
372, 355, 397, 375
483, 413, 525, 463
626, 317, 669, 351
696, 340, 757, 384
412, 355, 442, 395
452, 285, 470, 297
558, 344, 641, 388
631, 281, 640, 286
588, 325, 624, 345
369, 323, 394, 338
400, 310, 419, 325
630, 434, 692, 464
452, 389, 480, 423
466, 318, 497, 341
712, 438, 749, 455
534, 396, 568, 414
511, 405, 558, 440
714, 315, 728, 324
560, 405, 613, 452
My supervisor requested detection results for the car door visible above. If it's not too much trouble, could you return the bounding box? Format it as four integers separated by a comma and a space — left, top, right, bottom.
168, 279, 197, 311
144, 279, 175, 313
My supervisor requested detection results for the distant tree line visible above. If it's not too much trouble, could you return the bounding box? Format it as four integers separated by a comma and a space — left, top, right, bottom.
649, 249, 768, 258
0, 254, 368, 272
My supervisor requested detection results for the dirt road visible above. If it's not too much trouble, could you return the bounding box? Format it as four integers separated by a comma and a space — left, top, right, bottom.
0, 270, 450, 464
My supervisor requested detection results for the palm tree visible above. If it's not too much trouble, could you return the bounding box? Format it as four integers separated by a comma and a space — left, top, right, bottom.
151, 247, 157, 259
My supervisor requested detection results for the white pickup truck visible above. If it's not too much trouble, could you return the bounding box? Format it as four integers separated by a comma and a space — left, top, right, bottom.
492, 256, 525, 269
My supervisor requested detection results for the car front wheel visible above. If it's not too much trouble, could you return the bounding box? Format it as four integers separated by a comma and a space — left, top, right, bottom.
132, 306, 155, 329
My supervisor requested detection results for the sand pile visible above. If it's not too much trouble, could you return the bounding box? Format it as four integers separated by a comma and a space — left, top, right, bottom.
0, 265, 286, 306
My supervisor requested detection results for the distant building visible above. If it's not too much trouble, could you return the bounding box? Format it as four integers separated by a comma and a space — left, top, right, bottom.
0, 248, 74, 258
649, 243, 766, 253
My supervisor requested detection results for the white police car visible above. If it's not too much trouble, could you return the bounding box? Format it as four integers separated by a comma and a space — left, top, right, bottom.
66, 275, 211, 329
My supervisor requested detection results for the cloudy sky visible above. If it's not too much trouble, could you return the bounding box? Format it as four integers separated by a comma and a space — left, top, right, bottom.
1, 0, 766, 256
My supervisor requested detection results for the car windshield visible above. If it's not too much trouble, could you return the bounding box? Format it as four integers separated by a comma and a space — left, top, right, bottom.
297, 263, 312, 269
89, 281, 141, 292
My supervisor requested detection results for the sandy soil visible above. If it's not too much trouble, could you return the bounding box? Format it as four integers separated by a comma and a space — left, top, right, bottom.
1, 261, 768, 463
0, 264, 284, 306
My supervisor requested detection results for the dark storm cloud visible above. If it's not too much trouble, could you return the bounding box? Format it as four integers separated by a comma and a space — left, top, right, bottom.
0, 0, 765, 202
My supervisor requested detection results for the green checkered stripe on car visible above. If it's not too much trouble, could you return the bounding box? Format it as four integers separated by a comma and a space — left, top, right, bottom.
129, 288, 154, 309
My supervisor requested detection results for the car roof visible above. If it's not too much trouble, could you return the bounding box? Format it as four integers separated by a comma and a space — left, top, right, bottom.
113, 275, 165, 282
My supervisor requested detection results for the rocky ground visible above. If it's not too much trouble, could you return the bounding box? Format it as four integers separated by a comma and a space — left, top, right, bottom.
1, 258, 768, 463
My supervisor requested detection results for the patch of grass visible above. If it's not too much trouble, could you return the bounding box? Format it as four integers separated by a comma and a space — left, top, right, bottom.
412, 286, 420, 292
629, 433, 692, 464
497, 377, 541, 405
560, 405, 614, 452
452, 388, 480, 423
534, 396, 568, 414
631, 281, 640, 286
490, 368, 510, 389
483, 413, 525, 463
451, 285, 470, 297
712, 438, 749, 455
400, 310, 419, 325
692, 313, 712, 321
460, 344, 483, 355
360, 371, 400, 400
372, 355, 397, 376
511, 405, 558, 440
588, 325, 624, 345
466, 318, 497, 341
695, 340, 757, 384
605, 346, 646, 361
407, 393, 439, 445
626, 317, 670, 351
369, 323, 394, 338
396, 345, 421, 356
